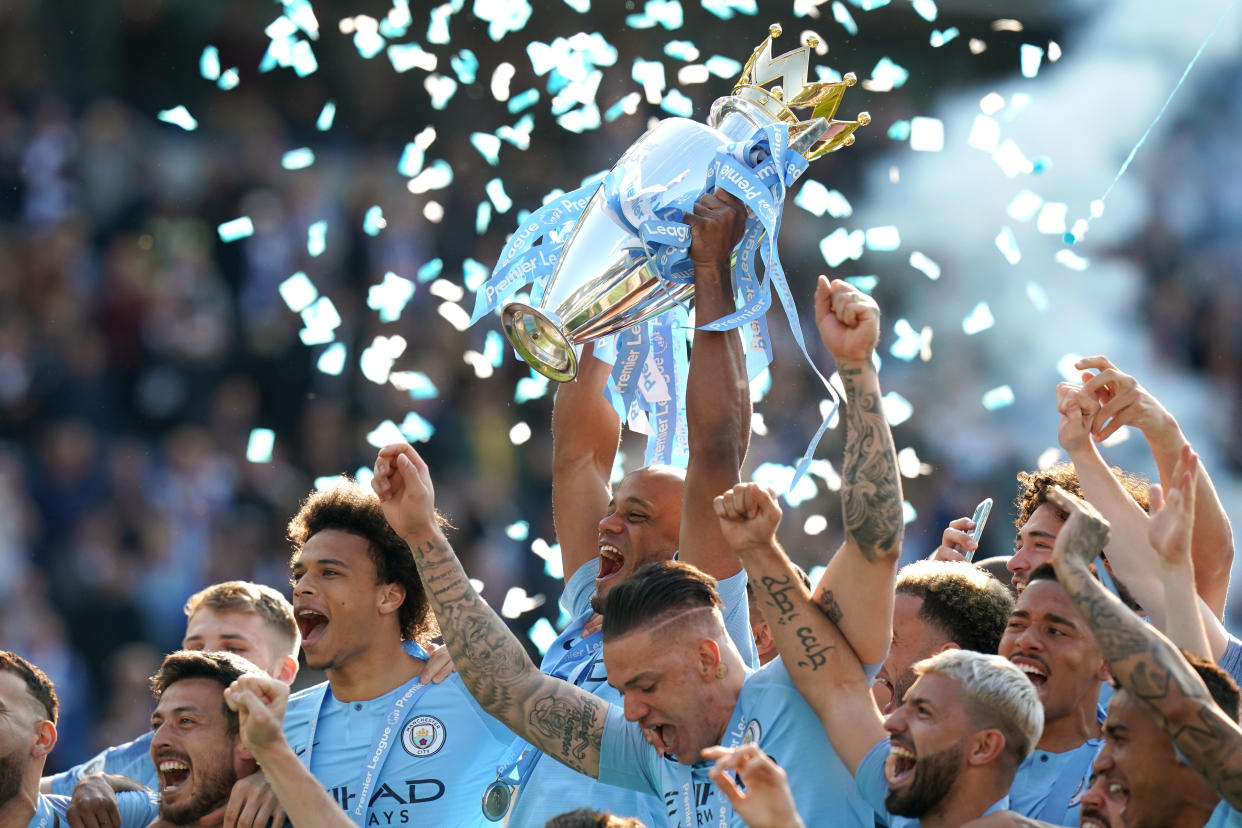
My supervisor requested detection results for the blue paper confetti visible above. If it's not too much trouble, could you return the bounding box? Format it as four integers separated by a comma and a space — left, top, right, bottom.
506, 521, 530, 541
794, 180, 852, 218
564, 0, 590, 10
846, 0, 890, 8
508, 88, 540, 113
929, 27, 958, 47
474, 0, 533, 40
366, 420, 406, 449
316, 101, 336, 131
1026, 281, 1049, 311
865, 226, 901, 251
281, 148, 315, 170
982, 385, 1015, 411
217, 216, 254, 242
702, 0, 758, 18
887, 120, 911, 140
246, 428, 276, 463
664, 40, 700, 61
704, 55, 742, 77
604, 92, 641, 121
961, 302, 994, 335
451, 49, 479, 83
368, 272, 416, 323
158, 106, 198, 131
832, 2, 858, 35
890, 319, 930, 362
752, 462, 819, 507
299, 297, 342, 345
427, 3, 452, 43
290, 41, 318, 77
388, 42, 436, 73
870, 57, 909, 90
909, 117, 944, 152
425, 74, 458, 110
845, 275, 878, 292
470, 133, 502, 165
317, 342, 347, 376
820, 227, 866, 267
391, 371, 439, 399
1020, 44, 1044, 78
660, 89, 694, 117
515, 374, 550, 402
217, 69, 240, 90
278, 271, 318, 312
462, 259, 489, 292
417, 259, 444, 283
994, 226, 1021, 264
307, 220, 327, 257
476, 202, 492, 234
626, 0, 684, 30
486, 179, 512, 212
908, 251, 940, 280
484, 330, 505, 367
363, 206, 386, 236
398, 142, 425, 178
911, 0, 937, 20
200, 46, 221, 81
406, 159, 451, 193
903, 501, 917, 525
528, 618, 557, 655
399, 412, 435, 443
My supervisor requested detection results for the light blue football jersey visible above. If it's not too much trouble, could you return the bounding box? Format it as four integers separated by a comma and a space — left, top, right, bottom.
37, 791, 159, 828
857, 738, 1009, 827
505, 559, 758, 827
1207, 801, 1242, 827
45, 732, 157, 795
1009, 738, 1099, 825
282, 642, 512, 828
597, 657, 874, 827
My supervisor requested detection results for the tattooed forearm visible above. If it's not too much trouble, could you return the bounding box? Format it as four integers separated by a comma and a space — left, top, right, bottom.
816, 590, 844, 626
840, 368, 903, 562
1058, 554, 1242, 810
409, 535, 605, 776
794, 626, 835, 671
760, 574, 801, 626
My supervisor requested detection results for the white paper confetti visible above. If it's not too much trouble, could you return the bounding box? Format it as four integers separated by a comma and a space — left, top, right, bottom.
819, 227, 865, 267
982, 385, 1015, 410
962, 302, 995, 335
509, 422, 532, 445
967, 115, 1000, 152
865, 226, 901, 251
307, 220, 327, 256
1036, 202, 1068, 235
909, 117, 944, 152
246, 428, 275, 463
1036, 447, 1063, 471
501, 587, 545, 619
158, 106, 198, 131
399, 411, 435, 443
279, 272, 318, 313
908, 251, 940, 280
217, 216, 254, 242
317, 342, 346, 376
994, 226, 1021, 264
882, 391, 914, 426
281, 148, 315, 170
1026, 281, 1049, 311
1020, 44, 1044, 78
803, 514, 828, 535
1006, 190, 1043, 222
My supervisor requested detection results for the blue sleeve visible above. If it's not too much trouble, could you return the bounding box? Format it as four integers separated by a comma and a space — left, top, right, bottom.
1219, 636, 1242, 687
1206, 801, 1242, 827
563, 558, 600, 618
717, 568, 759, 669
597, 704, 661, 795
114, 791, 161, 828
855, 737, 893, 821
45, 732, 156, 795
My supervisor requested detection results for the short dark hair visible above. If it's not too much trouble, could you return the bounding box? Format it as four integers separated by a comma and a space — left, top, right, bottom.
1014, 463, 1149, 529
896, 561, 1015, 655
1030, 561, 1143, 616
1183, 651, 1242, 724
151, 650, 259, 735
288, 480, 438, 643
546, 809, 645, 828
602, 561, 722, 641
0, 650, 58, 723
184, 580, 300, 655
1028, 563, 1059, 586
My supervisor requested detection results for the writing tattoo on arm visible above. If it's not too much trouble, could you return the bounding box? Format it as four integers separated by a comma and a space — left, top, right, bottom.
412, 537, 605, 776
839, 368, 903, 563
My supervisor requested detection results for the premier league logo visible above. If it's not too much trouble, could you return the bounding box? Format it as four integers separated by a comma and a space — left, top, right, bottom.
742, 719, 762, 744
401, 715, 446, 757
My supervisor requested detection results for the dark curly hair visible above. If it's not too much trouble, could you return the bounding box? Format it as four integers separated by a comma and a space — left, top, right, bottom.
0, 650, 58, 723
1014, 462, 1150, 529
896, 561, 1015, 655
287, 479, 439, 644
151, 650, 259, 735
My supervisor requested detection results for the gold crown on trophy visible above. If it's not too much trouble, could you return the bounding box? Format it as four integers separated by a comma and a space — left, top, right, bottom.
732, 23, 870, 159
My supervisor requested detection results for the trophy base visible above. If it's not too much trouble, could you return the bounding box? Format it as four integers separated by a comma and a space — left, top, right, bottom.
501, 303, 579, 383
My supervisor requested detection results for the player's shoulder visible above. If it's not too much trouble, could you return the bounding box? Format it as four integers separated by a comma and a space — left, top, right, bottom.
286, 681, 329, 716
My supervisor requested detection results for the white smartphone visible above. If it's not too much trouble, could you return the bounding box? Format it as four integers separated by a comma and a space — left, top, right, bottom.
966, 498, 993, 562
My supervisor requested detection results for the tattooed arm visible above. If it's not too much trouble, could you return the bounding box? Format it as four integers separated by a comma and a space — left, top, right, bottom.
810, 276, 904, 665
679, 189, 751, 580
374, 444, 607, 777
1047, 484, 1242, 810
714, 482, 887, 775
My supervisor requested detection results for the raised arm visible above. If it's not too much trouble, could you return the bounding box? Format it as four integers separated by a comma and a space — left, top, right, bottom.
225, 675, 351, 828
1078, 355, 1234, 618
714, 482, 887, 774
1056, 383, 1227, 659
375, 443, 608, 777
811, 277, 904, 665
552, 342, 621, 582
1047, 485, 1242, 811
678, 189, 750, 579
1147, 447, 1213, 659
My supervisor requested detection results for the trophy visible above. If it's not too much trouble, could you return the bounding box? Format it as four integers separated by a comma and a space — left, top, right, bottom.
492, 24, 869, 382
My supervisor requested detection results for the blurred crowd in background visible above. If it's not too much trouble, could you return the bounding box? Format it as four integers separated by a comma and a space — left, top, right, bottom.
1, 0, 1238, 772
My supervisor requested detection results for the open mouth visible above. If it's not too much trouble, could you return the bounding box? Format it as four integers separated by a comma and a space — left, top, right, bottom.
873, 675, 898, 715
1080, 810, 1112, 828
297, 609, 329, 646
643, 723, 676, 759
1011, 657, 1049, 688
597, 544, 624, 580
158, 759, 191, 795
884, 743, 917, 788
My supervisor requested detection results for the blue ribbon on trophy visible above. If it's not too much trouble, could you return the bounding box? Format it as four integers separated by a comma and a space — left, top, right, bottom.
471, 23, 870, 490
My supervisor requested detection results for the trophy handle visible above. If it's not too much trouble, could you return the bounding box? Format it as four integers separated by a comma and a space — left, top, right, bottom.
501, 303, 580, 382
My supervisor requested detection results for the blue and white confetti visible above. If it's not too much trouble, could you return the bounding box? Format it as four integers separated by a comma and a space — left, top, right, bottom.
909, 117, 944, 152
363, 205, 386, 236
279, 271, 318, 312
317, 342, 347, 376
158, 106, 198, 131
217, 216, 254, 242
281, 148, 315, 170
908, 251, 940, 280
882, 391, 914, 427
246, 428, 276, 463
316, 101, 336, 131
368, 272, 416, 322
994, 226, 1021, 264
982, 385, 1015, 411
307, 220, 327, 257
961, 302, 994, 335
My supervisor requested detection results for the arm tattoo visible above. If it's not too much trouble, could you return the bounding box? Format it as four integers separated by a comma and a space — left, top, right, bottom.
816, 590, 844, 626
1058, 555, 1242, 809
839, 368, 902, 562
760, 574, 801, 626
411, 537, 604, 775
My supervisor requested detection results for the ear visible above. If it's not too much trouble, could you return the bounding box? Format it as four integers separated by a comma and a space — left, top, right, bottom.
967, 728, 1007, 767
752, 620, 774, 657
377, 582, 407, 617
273, 654, 299, 685
1096, 659, 1113, 685
31, 720, 57, 759
233, 739, 260, 778
696, 638, 722, 680
933, 641, 961, 656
